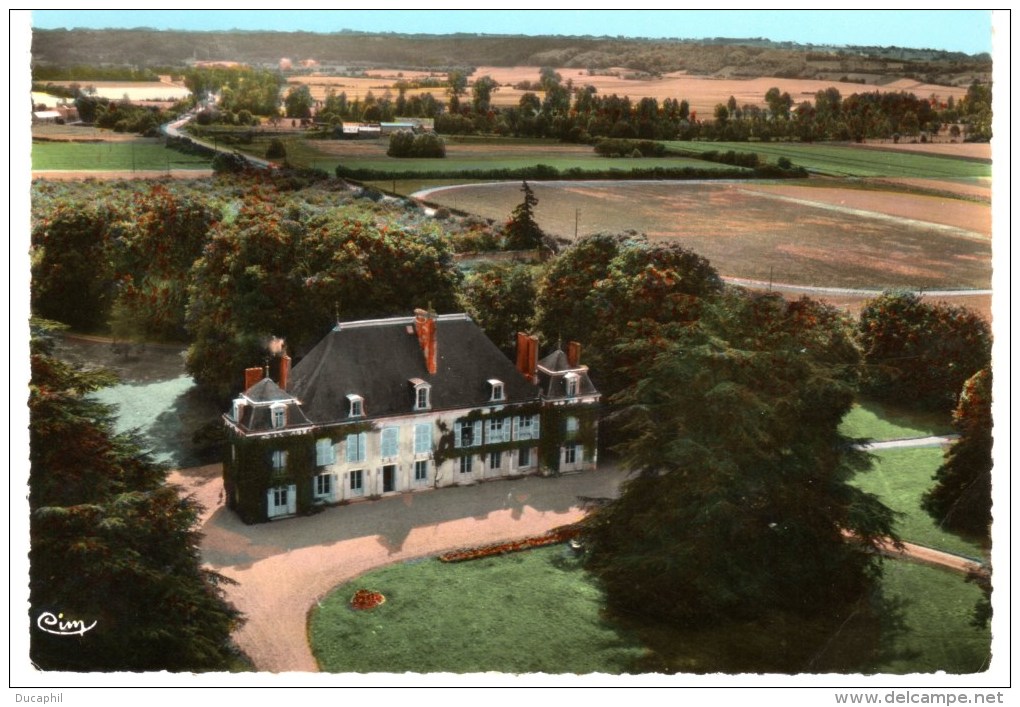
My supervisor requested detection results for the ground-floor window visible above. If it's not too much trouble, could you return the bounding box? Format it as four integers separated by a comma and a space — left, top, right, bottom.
415, 459, 428, 482
383, 464, 396, 492
460, 455, 473, 474
315, 473, 333, 499
564, 443, 578, 466
518, 446, 532, 468
350, 469, 364, 495
489, 451, 502, 470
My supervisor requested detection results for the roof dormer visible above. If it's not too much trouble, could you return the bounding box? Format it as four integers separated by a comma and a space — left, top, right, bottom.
410, 378, 431, 411
487, 379, 505, 402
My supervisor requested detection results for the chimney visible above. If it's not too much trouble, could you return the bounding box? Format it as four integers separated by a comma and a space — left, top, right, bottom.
413, 308, 438, 375
567, 341, 582, 368
244, 366, 264, 390
278, 353, 291, 391
516, 332, 538, 382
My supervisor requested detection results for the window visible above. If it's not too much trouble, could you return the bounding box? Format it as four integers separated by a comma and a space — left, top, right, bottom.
414, 423, 432, 455
346, 432, 366, 463
349, 469, 364, 494
415, 460, 428, 481
518, 447, 532, 468
515, 414, 540, 441
565, 416, 579, 434
411, 380, 431, 411
314, 473, 333, 498
231, 398, 246, 422
488, 379, 504, 401
564, 373, 579, 398
456, 420, 482, 448
381, 427, 400, 460
459, 455, 474, 474
347, 394, 364, 418
489, 451, 502, 470
564, 444, 578, 465
273, 486, 289, 507
271, 403, 287, 429
488, 417, 510, 443
271, 450, 288, 472
315, 438, 335, 466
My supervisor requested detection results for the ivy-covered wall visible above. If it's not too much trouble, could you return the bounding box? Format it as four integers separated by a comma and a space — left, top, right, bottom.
539, 403, 600, 473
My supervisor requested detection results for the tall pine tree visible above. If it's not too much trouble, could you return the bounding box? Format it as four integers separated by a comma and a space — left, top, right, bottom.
29, 320, 243, 671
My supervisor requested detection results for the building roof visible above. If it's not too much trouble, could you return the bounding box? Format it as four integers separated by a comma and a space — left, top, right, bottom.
235, 378, 314, 433
536, 349, 599, 401
287, 313, 540, 425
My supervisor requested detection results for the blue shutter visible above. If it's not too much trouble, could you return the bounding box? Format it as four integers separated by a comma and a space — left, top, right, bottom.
316, 438, 335, 466
381, 427, 399, 459
346, 432, 366, 463
473, 420, 483, 447
414, 424, 432, 455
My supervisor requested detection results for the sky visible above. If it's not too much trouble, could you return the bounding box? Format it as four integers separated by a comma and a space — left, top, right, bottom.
28, 9, 994, 55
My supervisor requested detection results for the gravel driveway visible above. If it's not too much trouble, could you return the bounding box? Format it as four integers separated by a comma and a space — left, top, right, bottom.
169, 463, 630, 673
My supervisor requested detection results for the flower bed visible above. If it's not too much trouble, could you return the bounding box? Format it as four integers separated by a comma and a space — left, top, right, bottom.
438, 524, 582, 563
350, 589, 386, 610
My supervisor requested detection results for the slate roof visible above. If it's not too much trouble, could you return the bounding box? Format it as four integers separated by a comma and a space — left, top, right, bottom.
236, 378, 314, 433
536, 349, 600, 401
287, 314, 540, 425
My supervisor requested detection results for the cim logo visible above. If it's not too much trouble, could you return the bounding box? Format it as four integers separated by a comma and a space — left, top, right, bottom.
36, 611, 96, 637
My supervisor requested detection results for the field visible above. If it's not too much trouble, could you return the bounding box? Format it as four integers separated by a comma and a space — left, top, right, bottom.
289, 66, 971, 118
32, 140, 212, 171
286, 134, 740, 175
416, 180, 991, 293
43, 80, 190, 102
666, 141, 991, 180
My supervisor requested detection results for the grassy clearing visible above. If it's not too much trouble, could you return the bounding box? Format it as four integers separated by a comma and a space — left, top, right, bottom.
310, 545, 647, 674
853, 447, 985, 559
666, 141, 991, 180
32, 140, 212, 171
840, 400, 953, 441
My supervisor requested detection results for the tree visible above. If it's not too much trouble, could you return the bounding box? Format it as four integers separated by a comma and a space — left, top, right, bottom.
922, 367, 993, 537
535, 232, 723, 396
471, 75, 499, 113
503, 180, 546, 251
185, 198, 462, 401
266, 137, 287, 160
460, 262, 537, 355
858, 291, 992, 411
29, 320, 243, 671
580, 291, 897, 640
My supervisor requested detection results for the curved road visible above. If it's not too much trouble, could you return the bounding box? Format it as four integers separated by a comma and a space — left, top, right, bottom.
172, 433, 979, 673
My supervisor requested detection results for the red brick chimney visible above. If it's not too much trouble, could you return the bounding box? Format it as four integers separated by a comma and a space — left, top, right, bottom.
278, 353, 291, 391
567, 341, 582, 368
244, 367, 264, 390
516, 332, 538, 382
413, 308, 438, 375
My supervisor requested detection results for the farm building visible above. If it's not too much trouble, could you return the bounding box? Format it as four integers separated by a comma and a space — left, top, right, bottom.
222, 309, 600, 523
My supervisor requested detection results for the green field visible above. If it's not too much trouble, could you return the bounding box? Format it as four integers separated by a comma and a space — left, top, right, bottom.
666, 141, 991, 180
261, 135, 744, 176
32, 140, 212, 171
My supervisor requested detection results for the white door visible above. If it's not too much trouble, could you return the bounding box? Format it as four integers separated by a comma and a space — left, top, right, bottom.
267, 484, 297, 518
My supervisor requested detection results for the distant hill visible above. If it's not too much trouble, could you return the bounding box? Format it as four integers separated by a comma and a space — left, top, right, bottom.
30, 29, 991, 86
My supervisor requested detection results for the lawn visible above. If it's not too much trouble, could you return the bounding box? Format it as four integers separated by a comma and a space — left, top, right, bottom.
840, 399, 954, 441
309, 538, 990, 675
310, 545, 648, 674
852, 447, 986, 560
32, 140, 212, 171
665, 141, 991, 180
